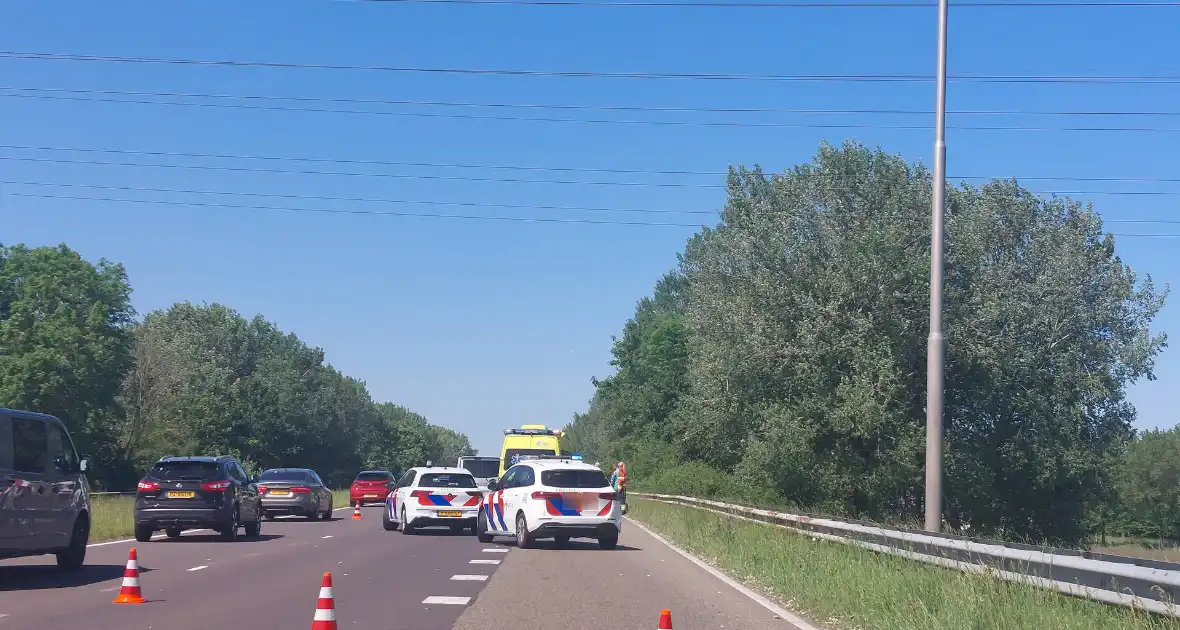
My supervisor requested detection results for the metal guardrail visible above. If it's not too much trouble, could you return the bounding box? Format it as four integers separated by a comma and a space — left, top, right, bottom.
636, 492, 1180, 618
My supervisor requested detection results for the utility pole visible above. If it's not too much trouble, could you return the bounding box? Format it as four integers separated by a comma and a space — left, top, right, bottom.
924, 0, 950, 534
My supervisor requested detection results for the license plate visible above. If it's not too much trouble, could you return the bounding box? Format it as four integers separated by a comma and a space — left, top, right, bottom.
166, 491, 195, 499
270, 490, 290, 496
364, 493, 378, 498
438, 511, 462, 518
564, 494, 596, 510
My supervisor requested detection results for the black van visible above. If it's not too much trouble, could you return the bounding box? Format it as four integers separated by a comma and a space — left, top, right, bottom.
0, 408, 92, 569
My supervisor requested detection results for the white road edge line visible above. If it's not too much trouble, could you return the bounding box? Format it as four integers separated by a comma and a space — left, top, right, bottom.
187, 565, 208, 572
450, 574, 489, 581
422, 596, 471, 605
469, 559, 500, 565
624, 516, 824, 630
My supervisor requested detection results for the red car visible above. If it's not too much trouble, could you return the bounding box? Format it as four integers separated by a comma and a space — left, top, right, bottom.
349, 470, 395, 506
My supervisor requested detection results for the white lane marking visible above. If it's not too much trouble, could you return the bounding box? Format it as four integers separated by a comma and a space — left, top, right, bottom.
187, 565, 208, 572
481, 548, 509, 553
422, 596, 470, 605
322, 535, 333, 539
469, 559, 500, 565
625, 517, 823, 630
450, 574, 488, 581
99, 587, 117, 592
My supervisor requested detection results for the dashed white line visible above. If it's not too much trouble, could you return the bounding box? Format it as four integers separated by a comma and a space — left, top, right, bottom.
422, 596, 471, 605
321, 535, 333, 539
450, 574, 489, 581
469, 559, 501, 565
187, 565, 208, 572
480, 548, 509, 553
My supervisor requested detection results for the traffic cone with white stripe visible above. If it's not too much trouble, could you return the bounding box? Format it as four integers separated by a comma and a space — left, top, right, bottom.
312, 572, 338, 629
657, 609, 673, 629
352, 501, 362, 520
112, 547, 146, 604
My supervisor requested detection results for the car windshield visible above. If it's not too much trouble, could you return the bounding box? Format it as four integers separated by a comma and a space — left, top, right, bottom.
355, 472, 392, 482
419, 473, 477, 488
460, 459, 500, 479
503, 448, 554, 469
542, 469, 610, 489
259, 469, 315, 483
150, 461, 220, 481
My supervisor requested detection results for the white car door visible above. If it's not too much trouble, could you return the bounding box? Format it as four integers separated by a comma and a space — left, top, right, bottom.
393, 470, 416, 522
491, 467, 518, 533
503, 465, 536, 533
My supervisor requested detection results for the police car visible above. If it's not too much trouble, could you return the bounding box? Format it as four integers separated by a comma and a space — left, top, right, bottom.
383, 467, 483, 535
477, 455, 622, 549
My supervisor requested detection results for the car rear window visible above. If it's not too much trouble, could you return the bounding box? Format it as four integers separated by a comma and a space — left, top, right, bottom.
355, 471, 392, 481
419, 473, 477, 488
150, 461, 220, 480
259, 469, 314, 482
541, 469, 609, 489
460, 459, 500, 479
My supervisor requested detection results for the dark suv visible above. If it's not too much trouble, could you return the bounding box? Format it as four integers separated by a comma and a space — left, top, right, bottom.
134, 456, 263, 542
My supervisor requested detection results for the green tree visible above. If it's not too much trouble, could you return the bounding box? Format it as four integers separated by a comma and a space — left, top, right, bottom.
0, 243, 134, 475
1114, 425, 1180, 543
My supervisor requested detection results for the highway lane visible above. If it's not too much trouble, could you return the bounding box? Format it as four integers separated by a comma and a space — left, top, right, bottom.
454, 519, 818, 630
0, 506, 506, 629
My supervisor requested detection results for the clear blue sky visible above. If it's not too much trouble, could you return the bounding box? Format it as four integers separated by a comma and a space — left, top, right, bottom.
2, 1, 1178, 455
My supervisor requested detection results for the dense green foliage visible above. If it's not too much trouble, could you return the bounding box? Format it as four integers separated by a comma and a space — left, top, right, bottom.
0, 244, 472, 489
567, 141, 1171, 546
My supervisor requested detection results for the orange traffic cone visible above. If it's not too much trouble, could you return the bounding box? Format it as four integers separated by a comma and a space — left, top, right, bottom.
657, 609, 673, 629
352, 502, 362, 520
112, 547, 146, 604
312, 572, 338, 629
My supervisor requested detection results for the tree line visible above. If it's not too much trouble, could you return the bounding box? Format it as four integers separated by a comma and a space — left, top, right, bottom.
565, 141, 1174, 547
0, 243, 474, 489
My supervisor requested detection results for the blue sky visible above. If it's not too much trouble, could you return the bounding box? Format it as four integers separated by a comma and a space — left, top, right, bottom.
2, 1, 1178, 455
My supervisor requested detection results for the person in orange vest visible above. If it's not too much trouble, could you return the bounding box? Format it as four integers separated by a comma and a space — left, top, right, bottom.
610, 461, 628, 514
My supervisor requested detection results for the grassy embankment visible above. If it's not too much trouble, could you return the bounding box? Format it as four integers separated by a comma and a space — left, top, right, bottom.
628, 498, 1180, 630
89, 490, 355, 541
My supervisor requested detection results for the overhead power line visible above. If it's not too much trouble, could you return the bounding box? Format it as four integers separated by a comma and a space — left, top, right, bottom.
7, 87, 1180, 118
6, 188, 1177, 235
4, 51, 1180, 84
7, 90, 1180, 133
350, 0, 1180, 6
4, 144, 1180, 187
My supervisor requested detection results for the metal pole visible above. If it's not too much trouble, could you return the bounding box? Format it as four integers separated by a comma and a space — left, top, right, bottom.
924, 0, 949, 534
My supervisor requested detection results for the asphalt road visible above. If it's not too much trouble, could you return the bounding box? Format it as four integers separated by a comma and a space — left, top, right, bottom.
2, 508, 818, 629
0, 505, 504, 630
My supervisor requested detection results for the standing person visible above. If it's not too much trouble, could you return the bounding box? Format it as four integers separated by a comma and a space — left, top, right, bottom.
610, 461, 628, 514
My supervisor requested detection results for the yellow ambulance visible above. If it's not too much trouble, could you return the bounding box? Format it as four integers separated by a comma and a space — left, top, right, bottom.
498, 425, 571, 476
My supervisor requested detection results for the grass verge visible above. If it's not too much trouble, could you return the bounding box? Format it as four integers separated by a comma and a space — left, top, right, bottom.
87, 490, 360, 542
628, 498, 1180, 630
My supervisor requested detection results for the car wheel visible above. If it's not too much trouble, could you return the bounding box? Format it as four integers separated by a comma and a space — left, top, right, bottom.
244, 514, 262, 537
134, 524, 154, 542
321, 498, 333, 520
220, 507, 239, 542
400, 506, 414, 535
56, 514, 90, 569
554, 536, 571, 548
476, 509, 494, 543
598, 530, 619, 550
307, 506, 319, 521
515, 512, 535, 549
166, 527, 182, 539
382, 505, 397, 531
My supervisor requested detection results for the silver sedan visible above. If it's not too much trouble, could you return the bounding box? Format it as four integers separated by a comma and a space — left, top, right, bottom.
257, 468, 334, 520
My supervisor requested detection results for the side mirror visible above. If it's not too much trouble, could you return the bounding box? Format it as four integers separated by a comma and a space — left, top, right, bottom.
387, 482, 397, 490
485, 480, 499, 492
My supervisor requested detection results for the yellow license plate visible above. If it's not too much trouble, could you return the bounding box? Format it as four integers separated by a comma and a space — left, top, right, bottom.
438, 511, 462, 518
166, 491, 195, 499
270, 490, 290, 496
364, 493, 378, 498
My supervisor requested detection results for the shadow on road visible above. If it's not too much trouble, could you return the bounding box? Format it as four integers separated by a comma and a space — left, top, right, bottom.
157, 533, 284, 544
0, 563, 156, 591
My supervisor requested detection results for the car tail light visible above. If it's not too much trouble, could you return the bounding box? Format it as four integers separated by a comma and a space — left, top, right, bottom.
137, 481, 159, 493
200, 480, 231, 492
291, 486, 312, 494
531, 491, 560, 500
258, 485, 268, 493
599, 492, 618, 500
